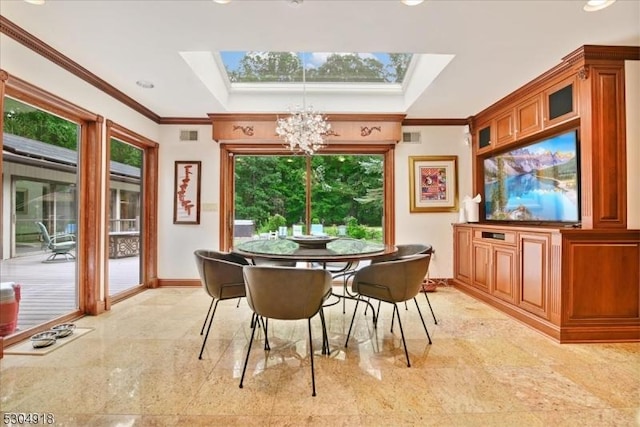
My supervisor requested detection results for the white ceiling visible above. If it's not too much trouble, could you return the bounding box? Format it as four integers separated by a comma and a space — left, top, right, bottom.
0, 0, 638, 120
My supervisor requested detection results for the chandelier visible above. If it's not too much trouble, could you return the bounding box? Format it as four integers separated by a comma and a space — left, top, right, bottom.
276, 54, 331, 156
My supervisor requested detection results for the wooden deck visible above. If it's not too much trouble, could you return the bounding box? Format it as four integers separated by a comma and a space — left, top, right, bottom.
1, 250, 141, 332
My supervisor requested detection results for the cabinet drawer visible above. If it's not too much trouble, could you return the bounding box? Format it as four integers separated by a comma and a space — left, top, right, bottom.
473, 229, 516, 245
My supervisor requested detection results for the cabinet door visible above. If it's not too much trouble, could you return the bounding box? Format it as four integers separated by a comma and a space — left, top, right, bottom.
454, 226, 472, 284
476, 121, 493, 154
543, 75, 578, 129
471, 241, 491, 292
491, 245, 517, 303
495, 109, 515, 147
518, 233, 550, 319
515, 95, 542, 139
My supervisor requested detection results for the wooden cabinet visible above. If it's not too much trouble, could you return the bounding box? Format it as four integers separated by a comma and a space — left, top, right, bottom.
515, 95, 542, 139
452, 224, 640, 343
543, 75, 577, 129
453, 225, 472, 285
476, 121, 493, 154
492, 244, 517, 303
518, 232, 551, 319
495, 109, 516, 146
471, 241, 491, 292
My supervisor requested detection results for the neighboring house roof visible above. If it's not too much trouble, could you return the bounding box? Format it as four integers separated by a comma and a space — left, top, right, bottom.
3, 133, 141, 180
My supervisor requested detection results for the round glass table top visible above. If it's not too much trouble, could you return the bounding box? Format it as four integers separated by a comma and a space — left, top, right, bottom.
233, 237, 395, 262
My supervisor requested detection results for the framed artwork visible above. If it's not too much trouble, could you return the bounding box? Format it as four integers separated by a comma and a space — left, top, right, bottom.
173, 161, 201, 224
16, 188, 28, 214
409, 155, 459, 213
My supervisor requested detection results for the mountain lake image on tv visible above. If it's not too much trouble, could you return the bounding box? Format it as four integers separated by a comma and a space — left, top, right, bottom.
484, 130, 579, 223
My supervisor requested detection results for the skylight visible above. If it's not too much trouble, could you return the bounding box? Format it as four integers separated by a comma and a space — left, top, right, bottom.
220, 51, 413, 84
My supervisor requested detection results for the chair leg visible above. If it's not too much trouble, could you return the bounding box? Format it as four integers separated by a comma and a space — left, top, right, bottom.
260, 317, 270, 351
199, 299, 220, 359
344, 298, 361, 347
413, 298, 432, 345
200, 298, 215, 335
423, 292, 438, 324
239, 317, 259, 389
319, 308, 330, 355
391, 303, 412, 367
308, 319, 316, 397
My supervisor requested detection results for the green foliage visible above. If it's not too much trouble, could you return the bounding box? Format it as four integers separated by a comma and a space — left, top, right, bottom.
111, 138, 143, 168
227, 52, 412, 84
264, 214, 287, 232
234, 155, 383, 230
4, 107, 78, 150
228, 52, 301, 83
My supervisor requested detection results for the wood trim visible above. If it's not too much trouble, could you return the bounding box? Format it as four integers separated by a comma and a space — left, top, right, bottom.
209, 113, 406, 122
104, 121, 160, 301
210, 113, 404, 143
157, 279, 201, 287
219, 143, 396, 251
562, 45, 640, 65
79, 118, 104, 315
402, 118, 469, 126
158, 117, 211, 125
0, 16, 161, 123
2, 70, 99, 122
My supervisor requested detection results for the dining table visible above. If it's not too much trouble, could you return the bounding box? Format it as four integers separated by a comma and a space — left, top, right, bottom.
232, 236, 397, 264
232, 236, 398, 327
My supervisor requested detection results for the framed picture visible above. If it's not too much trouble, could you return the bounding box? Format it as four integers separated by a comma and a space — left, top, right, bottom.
409, 155, 459, 213
173, 161, 201, 224
16, 188, 28, 214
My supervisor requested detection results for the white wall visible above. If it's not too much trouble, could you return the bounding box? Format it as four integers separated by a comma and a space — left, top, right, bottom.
394, 126, 473, 279
156, 125, 220, 278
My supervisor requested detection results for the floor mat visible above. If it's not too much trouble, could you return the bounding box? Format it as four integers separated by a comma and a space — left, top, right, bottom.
4, 327, 94, 356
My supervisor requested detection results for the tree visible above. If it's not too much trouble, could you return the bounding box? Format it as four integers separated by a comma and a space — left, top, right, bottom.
228, 52, 301, 83
4, 108, 78, 150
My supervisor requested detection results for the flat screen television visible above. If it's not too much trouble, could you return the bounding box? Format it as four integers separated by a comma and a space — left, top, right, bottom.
483, 129, 580, 224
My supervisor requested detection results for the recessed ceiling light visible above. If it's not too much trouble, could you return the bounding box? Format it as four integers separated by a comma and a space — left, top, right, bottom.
583, 0, 616, 12
136, 80, 155, 89
213, 0, 231, 4
289, 0, 303, 7
24, 0, 46, 4
401, 0, 424, 5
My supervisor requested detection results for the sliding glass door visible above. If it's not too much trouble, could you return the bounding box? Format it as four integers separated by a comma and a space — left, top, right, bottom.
1, 97, 80, 331
107, 138, 143, 298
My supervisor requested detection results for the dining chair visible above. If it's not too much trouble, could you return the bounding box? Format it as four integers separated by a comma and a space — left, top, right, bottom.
372, 243, 437, 324
345, 254, 432, 367
240, 265, 332, 396
194, 249, 250, 360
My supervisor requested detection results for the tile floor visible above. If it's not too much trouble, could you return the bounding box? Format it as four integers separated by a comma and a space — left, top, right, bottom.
1, 285, 639, 426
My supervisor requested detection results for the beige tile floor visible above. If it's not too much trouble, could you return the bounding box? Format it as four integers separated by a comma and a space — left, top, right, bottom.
1, 285, 639, 426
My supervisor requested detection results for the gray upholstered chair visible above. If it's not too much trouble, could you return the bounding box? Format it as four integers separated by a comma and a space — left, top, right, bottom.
239, 265, 332, 396
372, 243, 437, 324
345, 254, 432, 367
36, 221, 76, 262
194, 249, 250, 360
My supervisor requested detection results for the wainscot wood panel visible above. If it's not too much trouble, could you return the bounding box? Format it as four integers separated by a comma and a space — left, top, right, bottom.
452, 224, 640, 343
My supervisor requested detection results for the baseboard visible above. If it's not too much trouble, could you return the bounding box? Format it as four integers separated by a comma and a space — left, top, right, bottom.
157, 279, 200, 287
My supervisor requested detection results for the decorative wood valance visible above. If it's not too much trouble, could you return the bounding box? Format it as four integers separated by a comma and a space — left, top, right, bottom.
208, 113, 405, 143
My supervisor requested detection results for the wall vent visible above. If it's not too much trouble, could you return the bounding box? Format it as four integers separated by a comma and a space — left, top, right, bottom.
179, 130, 199, 141
402, 131, 421, 144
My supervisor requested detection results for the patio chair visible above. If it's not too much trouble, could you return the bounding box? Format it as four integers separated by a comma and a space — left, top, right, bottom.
36, 221, 76, 262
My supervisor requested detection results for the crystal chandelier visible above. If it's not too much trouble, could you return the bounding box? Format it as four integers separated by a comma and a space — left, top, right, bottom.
276, 54, 331, 156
